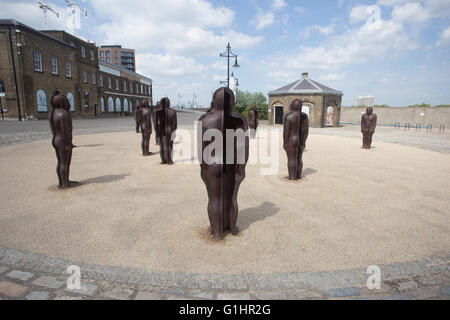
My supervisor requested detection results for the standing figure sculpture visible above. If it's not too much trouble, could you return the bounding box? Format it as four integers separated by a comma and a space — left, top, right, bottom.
153, 101, 161, 145
198, 87, 249, 240
247, 105, 259, 139
134, 102, 141, 133
283, 99, 309, 181
49, 90, 76, 189
361, 107, 377, 149
138, 100, 153, 156
155, 98, 177, 164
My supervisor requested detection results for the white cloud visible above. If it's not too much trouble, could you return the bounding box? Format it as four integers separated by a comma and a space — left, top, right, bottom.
392, 2, 431, 24
437, 27, 450, 47
294, 6, 306, 16
136, 53, 205, 77
271, 0, 287, 11
319, 73, 346, 81
350, 5, 379, 24
299, 24, 335, 39
250, 10, 275, 30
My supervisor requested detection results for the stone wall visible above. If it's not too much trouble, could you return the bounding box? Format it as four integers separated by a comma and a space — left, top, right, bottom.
341, 106, 450, 128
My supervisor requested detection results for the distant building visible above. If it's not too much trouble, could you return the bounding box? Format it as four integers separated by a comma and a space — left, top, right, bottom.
268, 72, 343, 127
98, 45, 136, 72
356, 95, 374, 108
0, 19, 151, 119
99, 60, 152, 115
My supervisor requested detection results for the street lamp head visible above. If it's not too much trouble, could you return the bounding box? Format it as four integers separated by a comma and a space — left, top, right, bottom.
232, 56, 240, 68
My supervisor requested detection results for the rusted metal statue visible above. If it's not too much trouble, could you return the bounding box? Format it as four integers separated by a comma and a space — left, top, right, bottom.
248, 105, 259, 139
361, 107, 377, 149
283, 99, 309, 180
138, 100, 153, 156
155, 97, 177, 164
134, 101, 141, 133
153, 101, 161, 145
49, 90, 76, 189
198, 87, 249, 240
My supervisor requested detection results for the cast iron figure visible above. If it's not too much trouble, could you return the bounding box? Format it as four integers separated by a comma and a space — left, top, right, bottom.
361, 107, 377, 149
139, 100, 153, 156
248, 105, 259, 139
134, 102, 141, 133
153, 101, 161, 145
155, 97, 177, 164
198, 87, 249, 240
49, 90, 76, 189
283, 99, 309, 180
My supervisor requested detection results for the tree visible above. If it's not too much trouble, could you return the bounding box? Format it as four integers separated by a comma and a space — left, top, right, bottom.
235, 90, 268, 120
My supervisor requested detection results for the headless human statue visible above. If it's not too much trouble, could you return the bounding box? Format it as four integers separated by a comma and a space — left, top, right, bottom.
49, 90, 76, 189
198, 87, 249, 240
153, 101, 161, 145
155, 98, 177, 164
283, 99, 309, 180
139, 100, 152, 156
134, 102, 141, 133
248, 105, 259, 139
361, 107, 377, 149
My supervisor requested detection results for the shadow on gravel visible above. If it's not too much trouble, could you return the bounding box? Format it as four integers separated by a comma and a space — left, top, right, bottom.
303, 168, 317, 178
238, 201, 280, 232
80, 173, 130, 185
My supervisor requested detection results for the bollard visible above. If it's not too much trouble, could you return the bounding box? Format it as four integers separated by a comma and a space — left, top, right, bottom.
405, 122, 410, 130
394, 122, 401, 130
416, 123, 421, 131
440, 125, 445, 133
426, 124, 432, 132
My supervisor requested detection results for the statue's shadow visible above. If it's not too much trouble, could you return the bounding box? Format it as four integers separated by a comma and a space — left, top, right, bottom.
80, 173, 130, 185
238, 201, 280, 232
302, 168, 317, 178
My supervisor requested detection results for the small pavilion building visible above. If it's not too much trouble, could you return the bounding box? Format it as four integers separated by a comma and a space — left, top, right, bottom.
268, 72, 343, 127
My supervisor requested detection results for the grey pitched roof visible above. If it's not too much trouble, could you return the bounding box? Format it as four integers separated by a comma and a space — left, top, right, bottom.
269, 75, 343, 96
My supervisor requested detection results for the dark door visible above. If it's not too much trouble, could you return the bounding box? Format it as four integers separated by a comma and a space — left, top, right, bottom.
275, 106, 283, 124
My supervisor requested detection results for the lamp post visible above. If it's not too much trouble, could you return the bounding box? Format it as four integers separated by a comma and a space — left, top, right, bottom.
219, 43, 239, 88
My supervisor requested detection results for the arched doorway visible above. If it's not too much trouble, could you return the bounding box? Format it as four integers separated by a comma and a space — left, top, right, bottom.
115, 97, 121, 114
273, 104, 284, 124
326, 106, 335, 127
36, 89, 47, 112
67, 93, 74, 112
108, 97, 114, 112
123, 98, 129, 113
100, 97, 105, 113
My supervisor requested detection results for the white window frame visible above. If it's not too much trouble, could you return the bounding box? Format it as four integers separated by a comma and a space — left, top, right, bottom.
51, 56, 59, 75
81, 46, 86, 58
116, 79, 119, 90
83, 70, 88, 83
92, 72, 97, 84
65, 60, 71, 78
123, 80, 127, 91
33, 50, 42, 72
108, 77, 112, 89
90, 49, 94, 61
100, 74, 103, 87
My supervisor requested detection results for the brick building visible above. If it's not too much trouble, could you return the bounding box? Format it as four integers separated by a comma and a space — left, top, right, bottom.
99, 60, 152, 116
0, 20, 151, 120
268, 72, 343, 127
98, 45, 136, 72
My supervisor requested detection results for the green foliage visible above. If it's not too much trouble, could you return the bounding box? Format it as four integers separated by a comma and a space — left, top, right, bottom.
408, 103, 431, 108
432, 104, 450, 108
373, 104, 391, 108
235, 90, 268, 120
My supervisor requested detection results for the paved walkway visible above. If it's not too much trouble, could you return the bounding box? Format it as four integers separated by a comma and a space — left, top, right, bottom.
0, 248, 449, 300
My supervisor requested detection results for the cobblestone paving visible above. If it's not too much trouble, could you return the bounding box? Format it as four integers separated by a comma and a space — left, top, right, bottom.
0, 248, 448, 300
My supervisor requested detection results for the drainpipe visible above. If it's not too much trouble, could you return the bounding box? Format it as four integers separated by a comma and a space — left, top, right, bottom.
8, 25, 22, 121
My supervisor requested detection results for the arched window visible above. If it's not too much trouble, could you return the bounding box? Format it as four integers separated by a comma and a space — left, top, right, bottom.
36, 89, 47, 112
123, 98, 129, 112
66, 93, 74, 112
101, 97, 105, 113
115, 97, 121, 113
108, 97, 114, 112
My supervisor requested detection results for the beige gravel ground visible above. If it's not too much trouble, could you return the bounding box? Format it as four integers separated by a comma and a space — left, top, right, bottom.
0, 127, 449, 274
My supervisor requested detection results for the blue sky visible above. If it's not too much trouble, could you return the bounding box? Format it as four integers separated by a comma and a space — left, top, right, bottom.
1, 0, 449, 107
